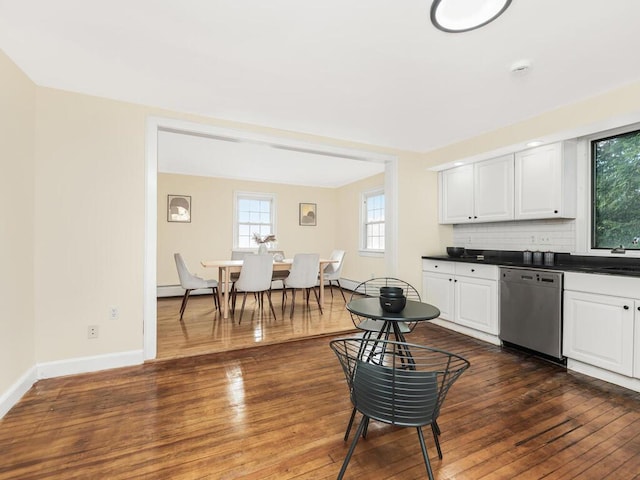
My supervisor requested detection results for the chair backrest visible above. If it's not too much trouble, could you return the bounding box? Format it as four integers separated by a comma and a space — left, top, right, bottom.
231, 251, 251, 261
285, 253, 320, 288
350, 277, 421, 302
330, 338, 470, 428
174, 253, 200, 289
234, 254, 274, 292
323, 249, 345, 279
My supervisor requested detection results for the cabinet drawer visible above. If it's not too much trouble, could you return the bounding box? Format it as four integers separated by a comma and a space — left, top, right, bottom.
454, 263, 498, 280
422, 259, 455, 274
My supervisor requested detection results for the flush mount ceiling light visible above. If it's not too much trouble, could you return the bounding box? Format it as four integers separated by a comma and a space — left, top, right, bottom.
430, 0, 512, 33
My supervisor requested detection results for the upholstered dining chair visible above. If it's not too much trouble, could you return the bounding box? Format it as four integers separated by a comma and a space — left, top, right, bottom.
232, 253, 276, 322
174, 253, 220, 320
321, 249, 346, 301
282, 253, 322, 318
330, 337, 470, 480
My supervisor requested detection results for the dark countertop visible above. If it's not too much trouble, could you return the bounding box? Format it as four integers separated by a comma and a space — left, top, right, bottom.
422, 249, 640, 277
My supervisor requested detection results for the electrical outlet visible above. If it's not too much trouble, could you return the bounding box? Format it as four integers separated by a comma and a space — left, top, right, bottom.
109, 306, 119, 320
539, 236, 551, 244
88, 325, 99, 339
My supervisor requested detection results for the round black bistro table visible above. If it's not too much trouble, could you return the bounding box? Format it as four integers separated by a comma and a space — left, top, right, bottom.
346, 297, 441, 343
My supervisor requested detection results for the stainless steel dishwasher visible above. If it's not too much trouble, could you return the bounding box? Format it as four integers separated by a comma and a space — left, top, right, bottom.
499, 267, 564, 360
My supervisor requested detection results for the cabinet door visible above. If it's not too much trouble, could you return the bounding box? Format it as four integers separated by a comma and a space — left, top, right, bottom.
454, 276, 498, 334
474, 154, 514, 222
635, 301, 640, 379
514, 143, 562, 219
563, 291, 634, 376
440, 165, 474, 224
422, 272, 454, 321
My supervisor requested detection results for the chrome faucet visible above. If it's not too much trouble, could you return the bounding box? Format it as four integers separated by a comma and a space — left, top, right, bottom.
611, 245, 626, 254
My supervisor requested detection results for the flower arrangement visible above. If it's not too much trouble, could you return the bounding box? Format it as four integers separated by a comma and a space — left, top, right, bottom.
252, 233, 277, 245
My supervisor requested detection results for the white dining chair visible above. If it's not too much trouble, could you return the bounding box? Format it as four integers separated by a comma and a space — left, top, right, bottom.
321, 249, 346, 302
232, 254, 276, 322
283, 253, 322, 318
174, 253, 220, 320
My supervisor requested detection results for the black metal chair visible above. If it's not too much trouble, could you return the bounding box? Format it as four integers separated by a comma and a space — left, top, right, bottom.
330, 337, 470, 480
349, 277, 421, 340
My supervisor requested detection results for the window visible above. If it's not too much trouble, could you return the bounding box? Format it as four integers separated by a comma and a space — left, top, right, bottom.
591, 128, 640, 251
234, 192, 276, 249
362, 189, 385, 252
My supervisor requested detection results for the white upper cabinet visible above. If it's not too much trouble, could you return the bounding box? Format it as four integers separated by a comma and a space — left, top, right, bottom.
514, 141, 577, 220
439, 164, 474, 223
439, 154, 514, 224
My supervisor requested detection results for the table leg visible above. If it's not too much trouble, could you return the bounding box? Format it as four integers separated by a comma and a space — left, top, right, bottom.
220, 266, 230, 319
319, 268, 325, 306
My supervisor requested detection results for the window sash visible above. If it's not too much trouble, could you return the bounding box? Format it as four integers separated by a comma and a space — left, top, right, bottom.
234, 193, 276, 249
590, 128, 640, 251
363, 190, 385, 251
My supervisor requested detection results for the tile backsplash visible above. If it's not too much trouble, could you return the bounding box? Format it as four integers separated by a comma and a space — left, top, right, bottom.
452, 219, 576, 253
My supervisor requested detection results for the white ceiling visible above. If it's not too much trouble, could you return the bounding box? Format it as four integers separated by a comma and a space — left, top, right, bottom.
2, 0, 640, 184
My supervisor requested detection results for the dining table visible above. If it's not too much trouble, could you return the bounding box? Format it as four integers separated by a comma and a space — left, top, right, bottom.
201, 257, 337, 319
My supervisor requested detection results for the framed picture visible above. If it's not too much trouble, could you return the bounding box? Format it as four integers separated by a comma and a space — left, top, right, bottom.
167, 195, 191, 223
299, 202, 317, 226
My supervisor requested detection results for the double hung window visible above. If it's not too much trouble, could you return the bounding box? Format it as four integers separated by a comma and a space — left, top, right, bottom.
362, 189, 385, 252
234, 192, 276, 249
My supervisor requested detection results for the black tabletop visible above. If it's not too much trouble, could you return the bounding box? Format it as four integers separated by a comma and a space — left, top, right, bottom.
346, 297, 440, 322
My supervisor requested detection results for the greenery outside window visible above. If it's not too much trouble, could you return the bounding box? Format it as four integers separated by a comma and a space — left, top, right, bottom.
591, 128, 640, 251
234, 192, 276, 249
362, 189, 385, 252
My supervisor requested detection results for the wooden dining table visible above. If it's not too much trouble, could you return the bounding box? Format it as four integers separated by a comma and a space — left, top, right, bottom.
201, 257, 337, 319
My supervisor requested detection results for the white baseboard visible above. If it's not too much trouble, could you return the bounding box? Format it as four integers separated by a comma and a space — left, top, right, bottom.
430, 318, 501, 346
37, 350, 144, 380
1, 350, 145, 419
0, 366, 38, 419
567, 359, 640, 393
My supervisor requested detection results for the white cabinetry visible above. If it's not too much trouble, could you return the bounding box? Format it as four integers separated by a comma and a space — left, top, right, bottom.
422, 260, 498, 337
563, 272, 640, 388
563, 290, 634, 376
514, 141, 577, 220
439, 154, 513, 224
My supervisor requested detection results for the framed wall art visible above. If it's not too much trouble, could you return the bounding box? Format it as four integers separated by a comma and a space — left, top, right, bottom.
167, 195, 191, 223
299, 202, 317, 226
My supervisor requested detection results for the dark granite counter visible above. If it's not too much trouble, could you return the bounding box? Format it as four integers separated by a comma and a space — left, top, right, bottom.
422, 249, 640, 277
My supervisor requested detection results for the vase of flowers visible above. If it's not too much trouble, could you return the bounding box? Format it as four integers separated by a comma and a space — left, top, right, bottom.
253, 233, 277, 254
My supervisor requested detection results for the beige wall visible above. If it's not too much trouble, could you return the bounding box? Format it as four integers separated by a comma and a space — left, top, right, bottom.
157, 173, 341, 285
334, 173, 387, 282
0, 51, 36, 395
3, 49, 640, 412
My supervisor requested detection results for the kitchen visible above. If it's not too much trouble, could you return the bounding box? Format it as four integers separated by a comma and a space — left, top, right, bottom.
422, 132, 640, 393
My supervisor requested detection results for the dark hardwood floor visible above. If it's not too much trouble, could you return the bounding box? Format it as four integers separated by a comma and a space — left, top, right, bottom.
1, 293, 640, 479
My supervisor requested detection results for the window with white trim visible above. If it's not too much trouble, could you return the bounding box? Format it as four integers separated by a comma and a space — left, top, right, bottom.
591, 127, 640, 251
234, 192, 276, 249
362, 189, 385, 252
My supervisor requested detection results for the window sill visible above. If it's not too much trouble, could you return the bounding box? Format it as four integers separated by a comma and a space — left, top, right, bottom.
359, 249, 385, 258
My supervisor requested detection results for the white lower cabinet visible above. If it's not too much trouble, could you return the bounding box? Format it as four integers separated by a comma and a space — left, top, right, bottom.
454, 275, 497, 334
422, 260, 498, 336
563, 291, 634, 376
